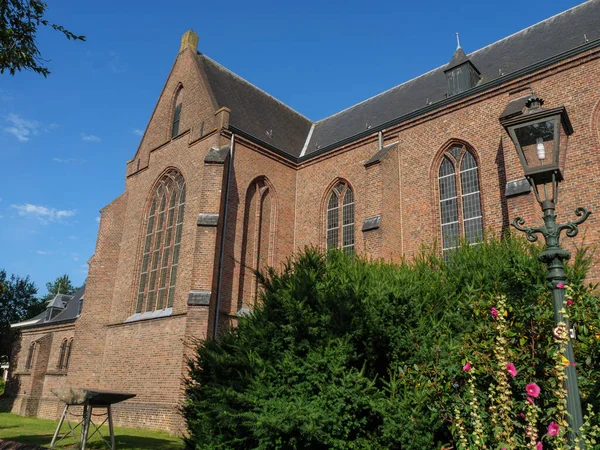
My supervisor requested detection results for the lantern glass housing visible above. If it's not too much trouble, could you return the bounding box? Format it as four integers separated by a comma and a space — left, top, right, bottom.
501, 96, 572, 185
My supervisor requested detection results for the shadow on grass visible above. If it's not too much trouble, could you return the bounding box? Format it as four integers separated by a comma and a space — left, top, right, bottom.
2, 434, 183, 450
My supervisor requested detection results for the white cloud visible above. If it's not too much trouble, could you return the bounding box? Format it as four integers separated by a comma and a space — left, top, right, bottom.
3, 113, 40, 142
132, 128, 143, 136
71, 252, 80, 262
52, 157, 77, 164
11, 203, 76, 222
81, 133, 101, 142
95, 216, 101, 223
37, 250, 52, 255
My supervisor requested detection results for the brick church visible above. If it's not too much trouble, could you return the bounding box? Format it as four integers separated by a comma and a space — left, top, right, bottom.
5, 0, 600, 432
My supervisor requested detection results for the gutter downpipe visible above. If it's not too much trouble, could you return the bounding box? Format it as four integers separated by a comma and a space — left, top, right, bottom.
212, 133, 235, 339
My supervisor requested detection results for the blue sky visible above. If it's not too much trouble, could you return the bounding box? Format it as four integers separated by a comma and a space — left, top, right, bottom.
0, 0, 582, 296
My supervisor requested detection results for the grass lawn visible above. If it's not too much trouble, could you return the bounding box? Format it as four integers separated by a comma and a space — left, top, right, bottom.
0, 412, 184, 449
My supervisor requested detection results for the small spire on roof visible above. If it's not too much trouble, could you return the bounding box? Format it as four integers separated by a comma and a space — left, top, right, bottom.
456, 32, 461, 49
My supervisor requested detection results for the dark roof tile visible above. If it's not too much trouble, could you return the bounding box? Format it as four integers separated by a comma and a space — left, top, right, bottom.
197, 55, 313, 157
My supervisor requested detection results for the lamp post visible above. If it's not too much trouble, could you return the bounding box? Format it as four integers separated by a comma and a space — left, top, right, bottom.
501, 95, 590, 446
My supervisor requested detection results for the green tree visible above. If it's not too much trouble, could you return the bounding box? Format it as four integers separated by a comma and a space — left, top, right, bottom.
42, 274, 78, 303
0, 0, 85, 77
0, 270, 42, 361
184, 237, 600, 449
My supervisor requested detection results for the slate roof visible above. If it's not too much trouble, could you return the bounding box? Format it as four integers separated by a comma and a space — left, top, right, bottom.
193, 1, 600, 161
196, 54, 313, 158
11, 287, 85, 329
304, 0, 600, 157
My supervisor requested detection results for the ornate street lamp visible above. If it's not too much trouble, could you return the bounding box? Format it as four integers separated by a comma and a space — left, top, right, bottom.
501, 94, 590, 446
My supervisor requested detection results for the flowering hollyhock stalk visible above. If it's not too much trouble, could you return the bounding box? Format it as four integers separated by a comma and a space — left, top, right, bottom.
490, 296, 516, 447
462, 362, 487, 448
581, 404, 600, 449
453, 406, 470, 450
524, 383, 541, 450
550, 321, 569, 446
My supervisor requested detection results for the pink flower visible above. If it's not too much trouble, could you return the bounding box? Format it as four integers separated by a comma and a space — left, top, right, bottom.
548, 421, 560, 437
537, 442, 543, 450
491, 307, 499, 319
520, 412, 526, 419
557, 283, 566, 289
506, 362, 518, 377
463, 362, 471, 372
567, 299, 574, 306
527, 396, 535, 406
526, 383, 541, 398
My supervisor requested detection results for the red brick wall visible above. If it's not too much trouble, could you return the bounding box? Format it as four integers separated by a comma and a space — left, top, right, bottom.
60, 48, 226, 431
214, 138, 297, 334
294, 49, 600, 269
7, 324, 75, 419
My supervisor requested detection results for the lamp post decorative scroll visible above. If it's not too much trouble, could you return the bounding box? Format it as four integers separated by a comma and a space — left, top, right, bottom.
501, 94, 590, 447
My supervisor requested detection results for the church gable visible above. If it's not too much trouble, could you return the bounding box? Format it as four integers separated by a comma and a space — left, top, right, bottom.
127, 31, 220, 176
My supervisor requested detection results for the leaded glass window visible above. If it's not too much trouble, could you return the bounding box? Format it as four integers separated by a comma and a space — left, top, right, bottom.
439, 157, 459, 252
136, 170, 186, 313
460, 151, 483, 244
326, 181, 354, 253
438, 145, 483, 257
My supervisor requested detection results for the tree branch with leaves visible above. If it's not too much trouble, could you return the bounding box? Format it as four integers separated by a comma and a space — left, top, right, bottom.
0, 0, 85, 77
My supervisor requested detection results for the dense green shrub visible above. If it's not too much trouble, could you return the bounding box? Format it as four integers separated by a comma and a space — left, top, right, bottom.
184, 235, 600, 449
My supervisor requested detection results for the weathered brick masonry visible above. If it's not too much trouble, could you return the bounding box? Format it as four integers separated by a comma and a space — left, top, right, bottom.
7, 2, 600, 433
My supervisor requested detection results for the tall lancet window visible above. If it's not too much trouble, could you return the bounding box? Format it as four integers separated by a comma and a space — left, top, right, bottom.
239, 177, 276, 307
326, 181, 354, 253
136, 170, 186, 313
438, 145, 483, 256
171, 87, 183, 138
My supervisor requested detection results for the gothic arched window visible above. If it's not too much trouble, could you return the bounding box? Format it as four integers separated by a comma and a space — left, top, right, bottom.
136, 170, 186, 313
171, 87, 183, 138
239, 178, 276, 307
326, 181, 355, 253
438, 145, 483, 255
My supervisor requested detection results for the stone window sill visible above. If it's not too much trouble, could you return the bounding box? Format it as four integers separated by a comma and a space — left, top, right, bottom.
124, 307, 173, 323
45, 370, 68, 376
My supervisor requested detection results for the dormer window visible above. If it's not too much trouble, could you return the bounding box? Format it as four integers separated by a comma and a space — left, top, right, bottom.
444, 46, 480, 97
